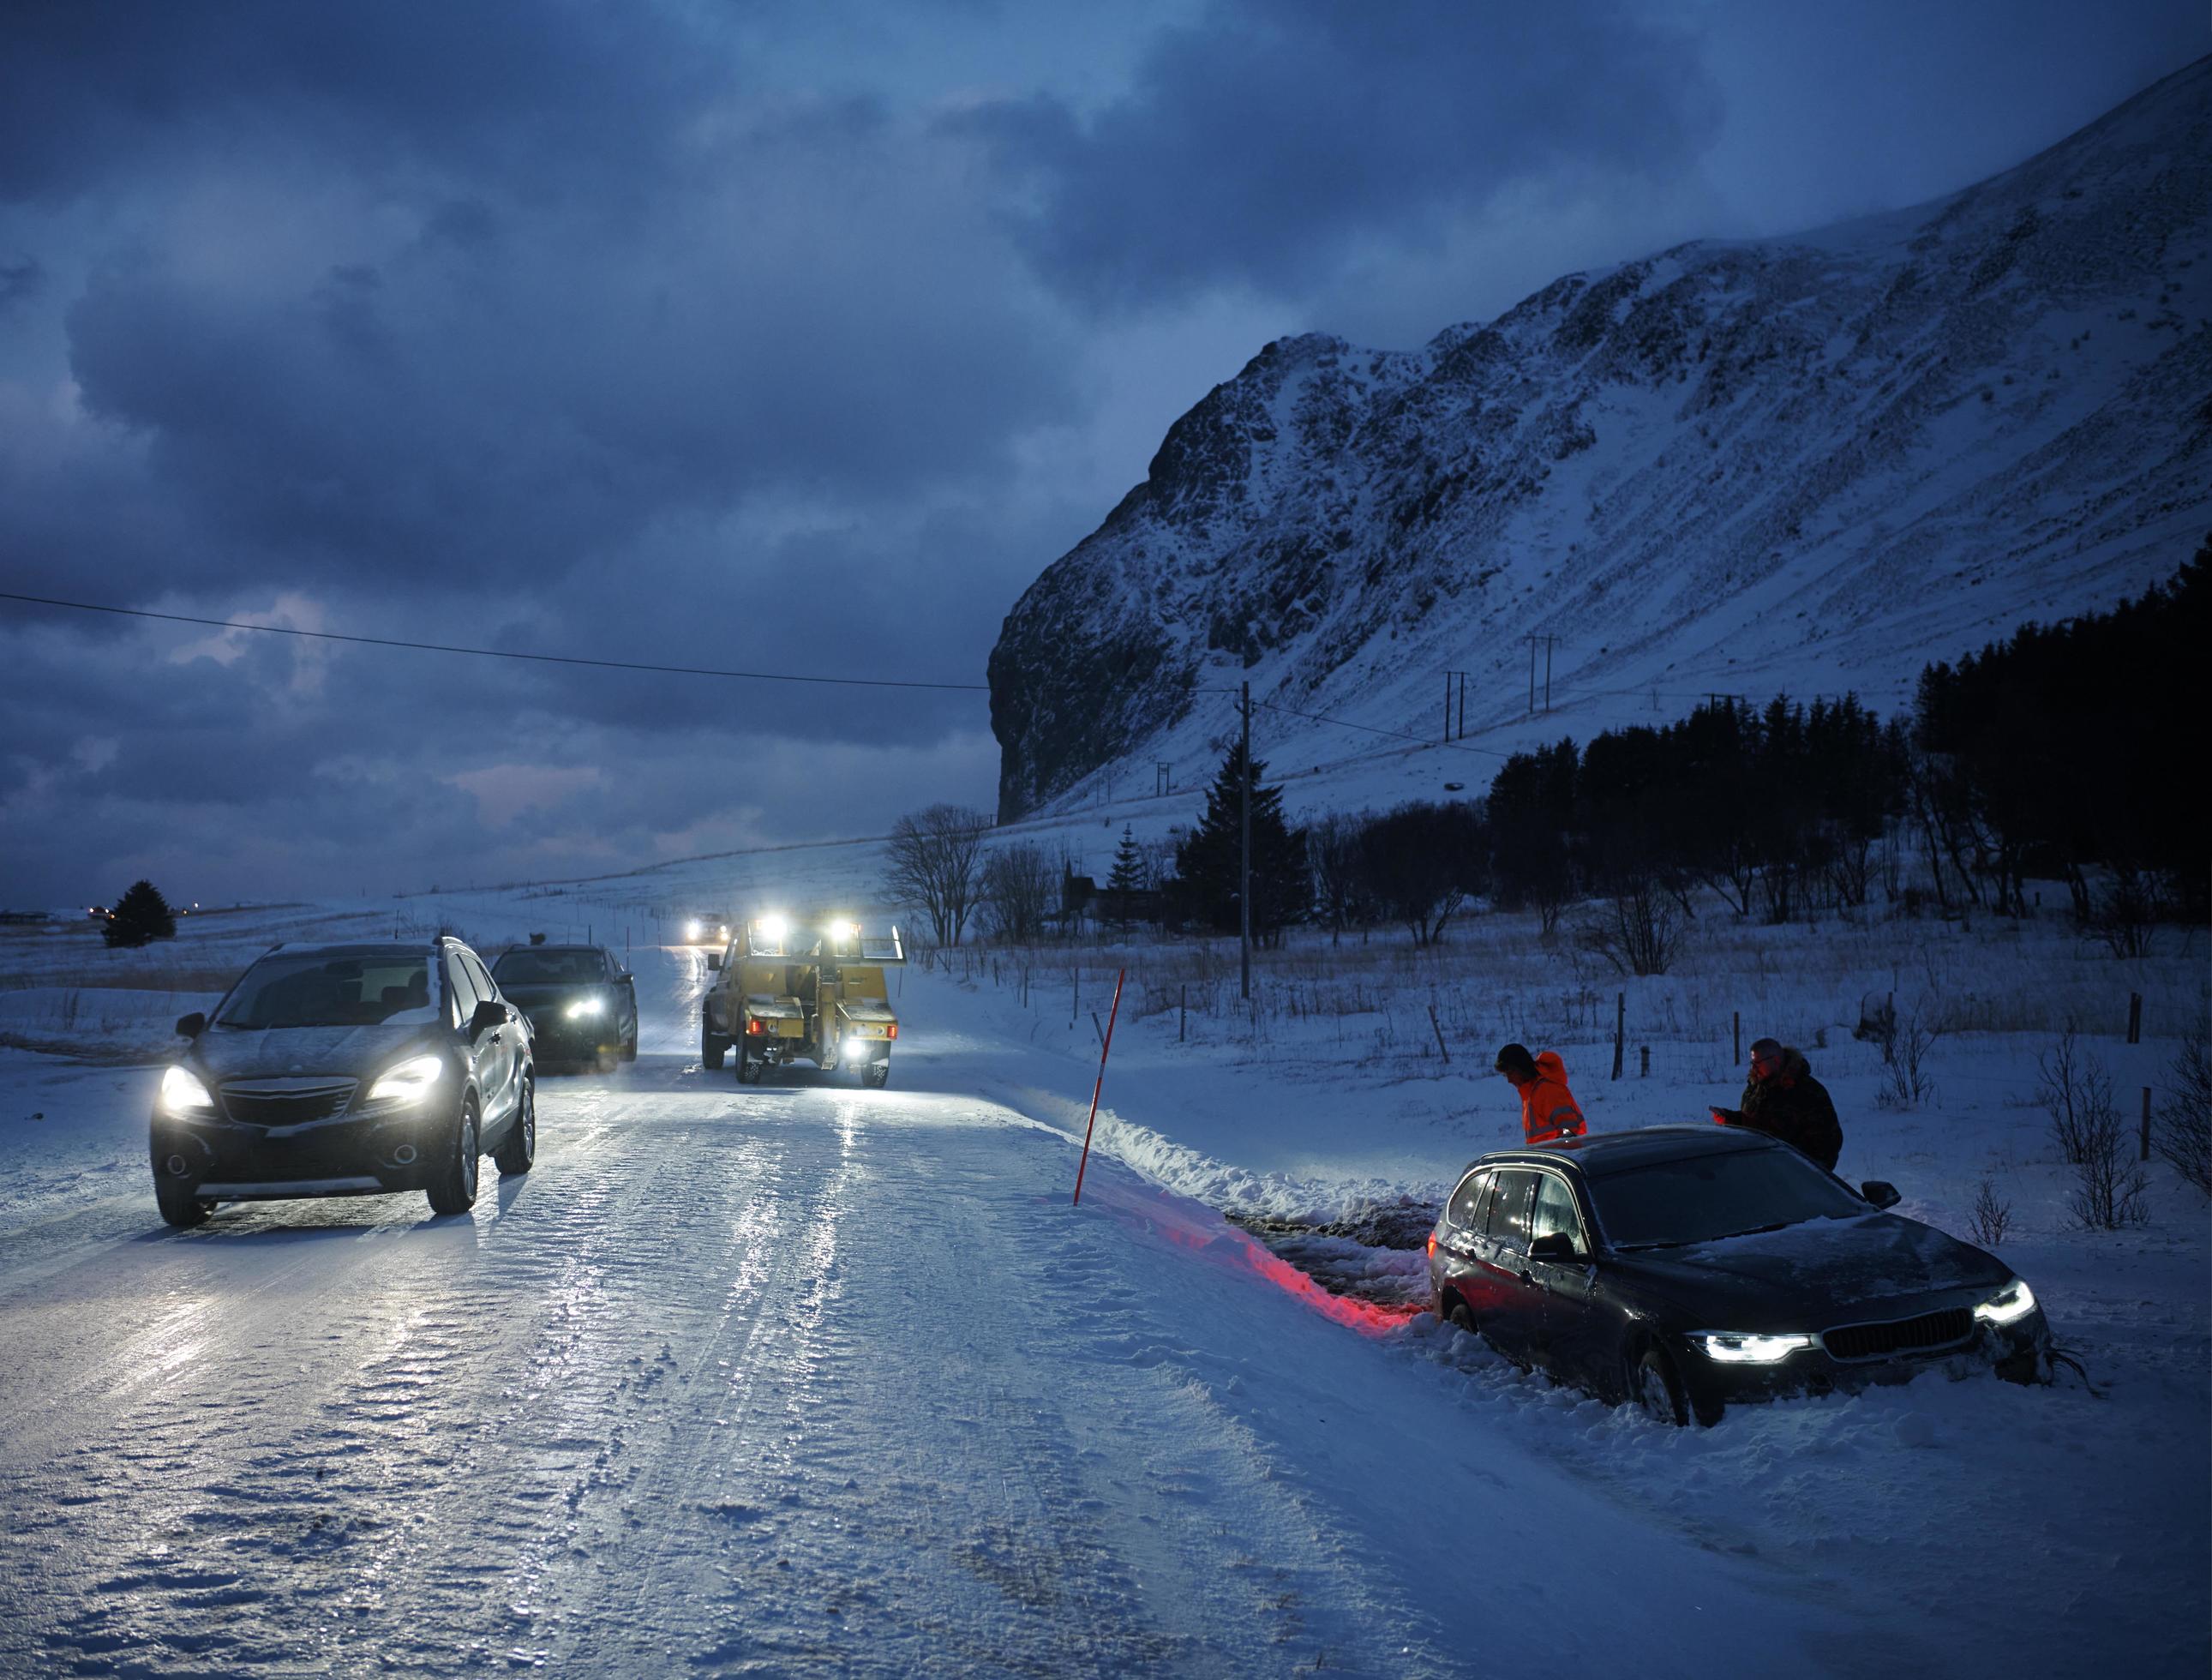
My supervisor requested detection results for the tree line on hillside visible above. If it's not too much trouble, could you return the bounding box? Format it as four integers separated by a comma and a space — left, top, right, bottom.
889, 547, 2204, 966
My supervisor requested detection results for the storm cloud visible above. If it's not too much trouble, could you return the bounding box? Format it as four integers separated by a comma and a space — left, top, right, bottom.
0, 0, 2202, 904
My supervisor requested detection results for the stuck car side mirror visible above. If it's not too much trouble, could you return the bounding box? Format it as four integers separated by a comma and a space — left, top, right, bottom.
469, 999, 506, 1036
1861, 1180, 1902, 1209
1528, 1231, 1580, 1263
706, 952, 722, 971
175, 1011, 206, 1038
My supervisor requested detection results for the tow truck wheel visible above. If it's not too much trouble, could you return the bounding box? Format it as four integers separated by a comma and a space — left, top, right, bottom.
738, 1050, 764, 1084
701, 1023, 726, 1071
863, 1060, 890, 1090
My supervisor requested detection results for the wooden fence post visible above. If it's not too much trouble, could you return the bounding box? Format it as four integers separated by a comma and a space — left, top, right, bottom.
1733, 1011, 1741, 1065
1612, 993, 1625, 1081
1640, 1045, 1650, 1078
1427, 1003, 1450, 1065
2127, 992, 2143, 1045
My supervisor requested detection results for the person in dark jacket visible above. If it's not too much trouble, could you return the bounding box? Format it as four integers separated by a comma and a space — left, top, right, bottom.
1496, 1042, 1586, 1146
1712, 1039, 1843, 1171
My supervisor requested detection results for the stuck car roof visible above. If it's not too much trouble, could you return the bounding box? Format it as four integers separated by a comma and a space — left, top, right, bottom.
1472, 1124, 1783, 1179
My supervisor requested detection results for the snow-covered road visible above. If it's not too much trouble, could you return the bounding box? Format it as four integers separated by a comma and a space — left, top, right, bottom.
0, 938, 2200, 1677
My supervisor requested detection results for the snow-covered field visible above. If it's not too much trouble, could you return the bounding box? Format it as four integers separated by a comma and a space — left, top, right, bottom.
0, 870, 2205, 1676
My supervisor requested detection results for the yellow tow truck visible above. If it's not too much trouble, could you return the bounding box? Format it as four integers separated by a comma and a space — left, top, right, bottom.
700, 913, 904, 1088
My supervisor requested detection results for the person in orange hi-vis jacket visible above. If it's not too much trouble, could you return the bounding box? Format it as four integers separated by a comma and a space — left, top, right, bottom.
1495, 1042, 1586, 1145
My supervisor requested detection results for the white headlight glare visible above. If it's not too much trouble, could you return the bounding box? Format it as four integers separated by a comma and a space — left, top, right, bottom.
1691, 1331, 1816, 1365
684, 919, 703, 940
367, 1053, 446, 1104
565, 995, 606, 1018
830, 919, 858, 943
846, 1036, 869, 1060
1975, 1278, 2037, 1325
758, 914, 789, 945
159, 1065, 213, 1114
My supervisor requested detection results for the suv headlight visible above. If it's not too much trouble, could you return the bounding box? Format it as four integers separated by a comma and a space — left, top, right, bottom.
1689, 1331, 1816, 1365
1975, 1278, 2037, 1326
367, 1054, 445, 1104
159, 1065, 214, 1115
565, 995, 605, 1018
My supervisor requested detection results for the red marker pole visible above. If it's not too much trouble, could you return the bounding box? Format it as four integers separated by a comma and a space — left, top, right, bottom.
1071, 968, 1126, 1207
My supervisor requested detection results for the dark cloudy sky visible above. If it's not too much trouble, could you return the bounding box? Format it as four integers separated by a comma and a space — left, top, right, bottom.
1, 1, 2201, 907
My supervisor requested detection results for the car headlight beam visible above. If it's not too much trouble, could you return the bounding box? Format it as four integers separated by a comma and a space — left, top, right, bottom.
565, 995, 606, 1018
1975, 1278, 2037, 1326
159, 1065, 214, 1115
367, 1053, 446, 1105
1689, 1331, 1817, 1365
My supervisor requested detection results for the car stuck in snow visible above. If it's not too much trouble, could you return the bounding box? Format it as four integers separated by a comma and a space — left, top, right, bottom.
1427, 1125, 2049, 1425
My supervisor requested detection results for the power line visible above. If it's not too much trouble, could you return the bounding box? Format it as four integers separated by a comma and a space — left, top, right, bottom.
0, 589, 992, 693
1251, 697, 1513, 759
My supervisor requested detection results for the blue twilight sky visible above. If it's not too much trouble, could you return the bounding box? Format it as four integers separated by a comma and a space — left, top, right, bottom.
0, 0, 2202, 904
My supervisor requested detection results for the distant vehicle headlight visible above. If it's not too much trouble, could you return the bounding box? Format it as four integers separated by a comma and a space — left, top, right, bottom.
1689, 1331, 1816, 1365
684, 919, 703, 941
1974, 1278, 2037, 1326
830, 919, 858, 943
367, 1053, 445, 1105
159, 1066, 214, 1115
566, 995, 606, 1018
717, 923, 730, 941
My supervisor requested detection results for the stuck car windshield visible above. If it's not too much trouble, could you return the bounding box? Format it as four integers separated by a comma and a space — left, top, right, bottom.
492, 950, 604, 985
1592, 1149, 1867, 1249
213, 953, 436, 1029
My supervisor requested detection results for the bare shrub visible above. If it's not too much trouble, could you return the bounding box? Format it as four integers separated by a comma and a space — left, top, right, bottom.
1574, 879, 1685, 977
885, 804, 991, 946
2089, 867, 2164, 959
2155, 1032, 2212, 1199
1969, 1177, 2013, 1246
981, 841, 1057, 945
1875, 997, 1942, 1108
2038, 1030, 2109, 1165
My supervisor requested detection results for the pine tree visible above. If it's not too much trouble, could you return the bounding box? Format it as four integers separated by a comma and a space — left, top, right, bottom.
1173, 742, 1306, 945
1106, 825, 1145, 932
104, 879, 177, 949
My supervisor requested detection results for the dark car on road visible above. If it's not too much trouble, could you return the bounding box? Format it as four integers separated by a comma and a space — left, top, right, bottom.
150, 937, 536, 1227
1427, 1125, 2048, 1425
490, 944, 638, 1071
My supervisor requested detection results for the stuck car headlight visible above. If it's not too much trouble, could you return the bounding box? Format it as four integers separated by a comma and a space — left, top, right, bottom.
159, 1065, 214, 1115
367, 1053, 445, 1104
565, 995, 606, 1018
1690, 1331, 1816, 1365
1974, 1278, 2037, 1326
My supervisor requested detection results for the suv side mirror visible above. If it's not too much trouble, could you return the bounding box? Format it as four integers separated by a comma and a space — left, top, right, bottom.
469, 999, 506, 1036
1528, 1231, 1580, 1263
175, 1011, 206, 1038
1861, 1180, 1901, 1209
706, 952, 722, 971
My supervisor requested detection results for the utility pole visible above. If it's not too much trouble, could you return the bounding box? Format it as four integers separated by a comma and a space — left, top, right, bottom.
1239, 680, 1252, 1002
1526, 635, 1556, 715
1544, 636, 1554, 713
1442, 669, 1470, 741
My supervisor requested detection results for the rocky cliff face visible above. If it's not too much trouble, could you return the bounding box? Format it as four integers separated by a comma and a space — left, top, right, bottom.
989, 58, 2212, 822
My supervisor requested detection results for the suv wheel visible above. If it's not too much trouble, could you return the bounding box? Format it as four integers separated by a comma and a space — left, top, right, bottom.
495, 1077, 536, 1177
1628, 1342, 1689, 1426
701, 1019, 726, 1071
155, 1176, 208, 1228
426, 1099, 481, 1215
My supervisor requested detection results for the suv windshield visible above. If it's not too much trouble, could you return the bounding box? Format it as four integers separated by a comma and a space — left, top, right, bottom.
215, 953, 435, 1029
1591, 1149, 1866, 1248
492, 950, 604, 985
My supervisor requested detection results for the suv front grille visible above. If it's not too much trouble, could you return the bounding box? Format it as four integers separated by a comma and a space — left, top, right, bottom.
1822, 1307, 1974, 1363
219, 1078, 359, 1129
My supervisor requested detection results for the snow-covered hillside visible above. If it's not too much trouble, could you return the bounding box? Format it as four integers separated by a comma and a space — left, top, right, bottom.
990, 57, 2212, 821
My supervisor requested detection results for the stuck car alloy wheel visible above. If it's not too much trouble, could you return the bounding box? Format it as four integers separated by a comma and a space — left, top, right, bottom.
1629, 1344, 1689, 1427
495, 1078, 536, 1177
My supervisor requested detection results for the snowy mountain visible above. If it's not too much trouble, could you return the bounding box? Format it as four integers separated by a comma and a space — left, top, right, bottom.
989, 58, 2212, 822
